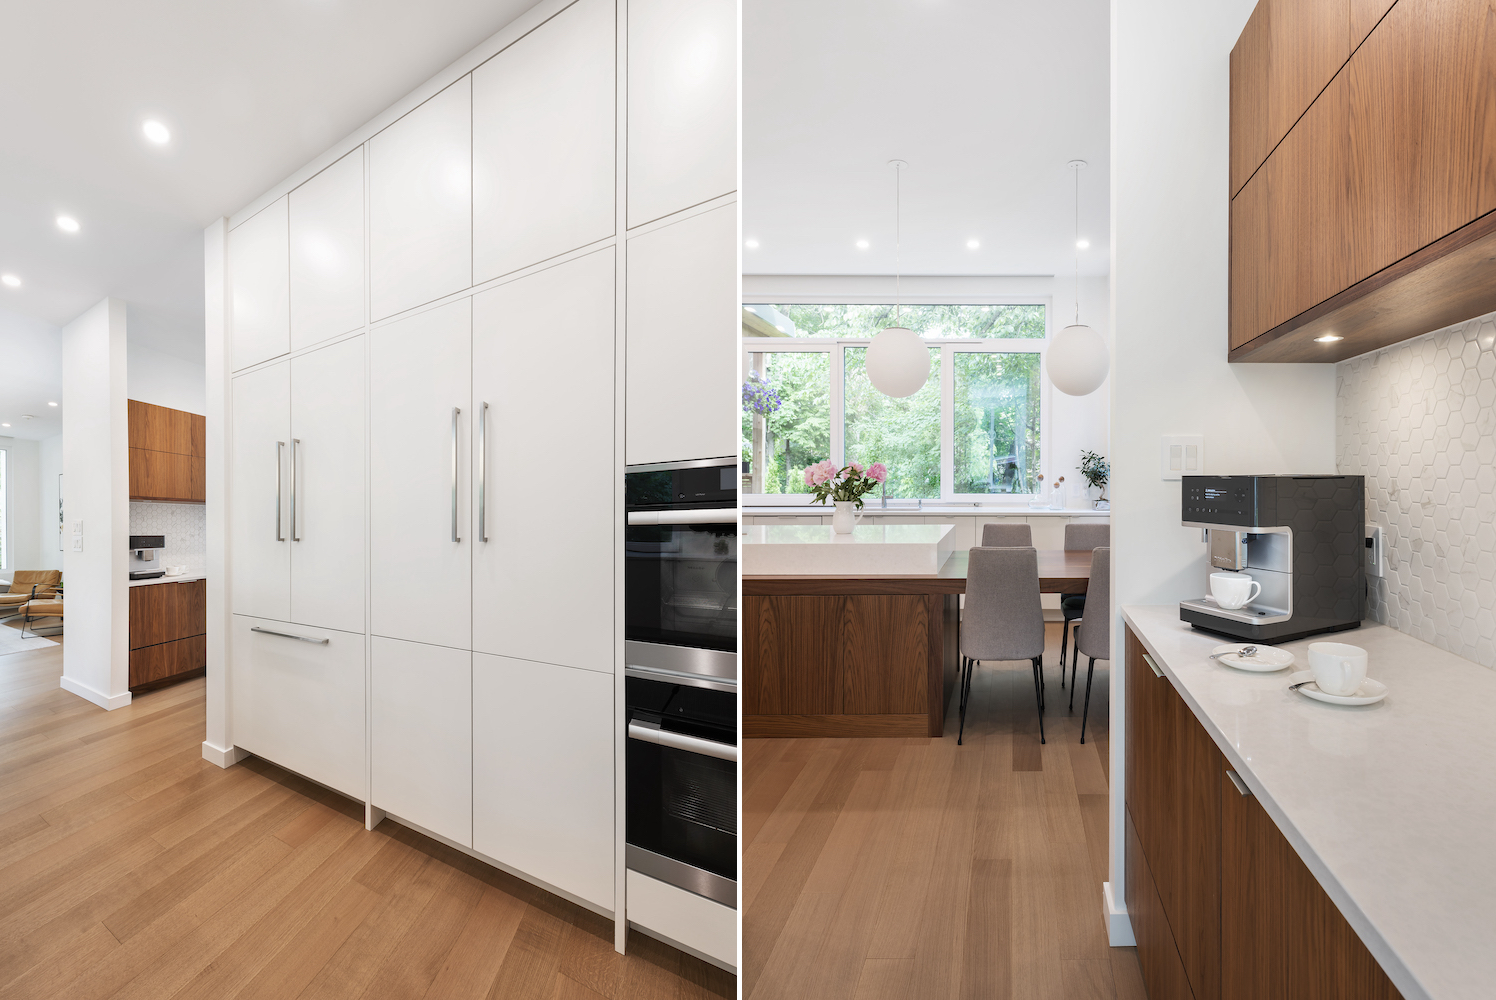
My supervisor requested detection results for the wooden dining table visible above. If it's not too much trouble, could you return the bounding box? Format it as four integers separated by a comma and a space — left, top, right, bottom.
743, 548, 1096, 739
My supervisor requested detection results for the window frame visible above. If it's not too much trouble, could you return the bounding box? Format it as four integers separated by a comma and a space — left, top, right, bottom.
742, 297, 1053, 506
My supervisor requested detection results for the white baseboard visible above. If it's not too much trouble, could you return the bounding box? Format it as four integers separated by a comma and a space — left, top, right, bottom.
1104, 881, 1136, 946
60, 675, 131, 711
201, 741, 250, 768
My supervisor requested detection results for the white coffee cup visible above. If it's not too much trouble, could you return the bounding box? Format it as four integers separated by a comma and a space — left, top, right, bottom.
1307, 642, 1368, 697
1209, 572, 1261, 610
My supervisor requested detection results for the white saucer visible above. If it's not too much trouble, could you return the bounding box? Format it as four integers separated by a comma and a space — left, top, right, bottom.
1211, 643, 1294, 672
1287, 670, 1388, 706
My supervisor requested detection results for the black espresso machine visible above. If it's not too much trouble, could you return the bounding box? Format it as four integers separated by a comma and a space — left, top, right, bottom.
1179, 475, 1365, 644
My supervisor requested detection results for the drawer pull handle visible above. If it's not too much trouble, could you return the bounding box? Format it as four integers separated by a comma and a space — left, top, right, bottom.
1142, 652, 1164, 678
250, 626, 329, 645
627, 721, 738, 762
1226, 770, 1252, 797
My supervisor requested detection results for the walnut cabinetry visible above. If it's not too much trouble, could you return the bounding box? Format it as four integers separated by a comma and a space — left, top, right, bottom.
128, 400, 205, 502
1229, 0, 1496, 362
129, 580, 207, 692
1124, 627, 1402, 999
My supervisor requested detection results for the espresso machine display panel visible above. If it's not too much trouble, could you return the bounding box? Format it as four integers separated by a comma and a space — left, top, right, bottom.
1180, 475, 1365, 643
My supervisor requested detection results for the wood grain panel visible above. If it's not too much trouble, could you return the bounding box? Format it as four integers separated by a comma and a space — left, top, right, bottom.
1351, 0, 1397, 49
168, 579, 208, 642
744, 714, 930, 739
129, 584, 170, 649
744, 595, 844, 716
840, 595, 927, 716
128, 400, 206, 501
129, 634, 207, 689
1231, 0, 1273, 197
1125, 811, 1197, 1000
1221, 770, 1403, 1000
1123, 629, 1173, 884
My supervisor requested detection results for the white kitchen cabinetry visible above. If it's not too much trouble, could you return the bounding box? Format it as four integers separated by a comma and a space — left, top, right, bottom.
626, 870, 736, 970
473, 653, 614, 909
289, 336, 366, 634
231, 362, 291, 622
371, 637, 472, 847
472, 250, 615, 671
473, 0, 614, 282
290, 147, 365, 350
230, 615, 366, 801
229, 197, 290, 372
369, 78, 472, 321
371, 299, 471, 648
627, 0, 737, 227
626, 203, 736, 465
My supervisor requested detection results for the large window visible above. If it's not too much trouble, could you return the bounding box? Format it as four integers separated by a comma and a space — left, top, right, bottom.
0, 447, 7, 570
742, 303, 1049, 502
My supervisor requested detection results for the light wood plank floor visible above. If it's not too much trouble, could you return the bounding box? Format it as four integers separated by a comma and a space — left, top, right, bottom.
743, 623, 1148, 1000
0, 634, 733, 1000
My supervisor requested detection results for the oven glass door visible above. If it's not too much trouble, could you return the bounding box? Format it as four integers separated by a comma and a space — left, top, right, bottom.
625, 519, 737, 652
626, 679, 737, 883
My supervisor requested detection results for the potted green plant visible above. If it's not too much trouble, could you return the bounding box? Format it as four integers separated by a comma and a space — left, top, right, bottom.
1078, 450, 1109, 509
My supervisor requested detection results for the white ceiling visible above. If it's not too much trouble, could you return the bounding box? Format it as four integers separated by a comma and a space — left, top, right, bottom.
0, 0, 539, 426
743, 0, 1110, 279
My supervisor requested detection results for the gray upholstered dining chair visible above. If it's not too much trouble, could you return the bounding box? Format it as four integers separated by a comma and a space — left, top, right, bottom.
957, 546, 1047, 745
1073, 546, 1111, 744
980, 522, 1032, 547
1059, 522, 1110, 688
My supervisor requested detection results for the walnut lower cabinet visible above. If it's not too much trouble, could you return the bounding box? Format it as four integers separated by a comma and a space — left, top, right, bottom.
1124, 626, 1402, 1000
128, 580, 207, 691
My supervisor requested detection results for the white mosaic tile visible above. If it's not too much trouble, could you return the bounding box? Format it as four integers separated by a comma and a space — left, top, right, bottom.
128, 502, 206, 576
1338, 309, 1496, 669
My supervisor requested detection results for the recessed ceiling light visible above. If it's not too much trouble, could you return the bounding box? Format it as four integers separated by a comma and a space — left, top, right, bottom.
856, 239, 870, 249
744, 239, 759, 249
966, 239, 980, 250
0, 424, 9, 428
47, 401, 58, 407
1076, 238, 1090, 249
0, 274, 18, 288
142, 120, 171, 144
56, 216, 80, 233
1315, 334, 1344, 343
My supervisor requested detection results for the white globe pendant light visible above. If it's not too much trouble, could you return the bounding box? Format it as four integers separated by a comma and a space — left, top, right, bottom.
867, 160, 931, 398
1046, 160, 1109, 397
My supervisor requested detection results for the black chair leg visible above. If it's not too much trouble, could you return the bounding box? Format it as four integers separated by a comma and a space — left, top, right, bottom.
1059, 620, 1069, 687
1080, 656, 1097, 744
957, 657, 975, 745
1031, 657, 1046, 744
1069, 638, 1079, 712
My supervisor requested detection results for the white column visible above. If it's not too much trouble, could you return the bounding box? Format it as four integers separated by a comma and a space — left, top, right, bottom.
60, 298, 131, 709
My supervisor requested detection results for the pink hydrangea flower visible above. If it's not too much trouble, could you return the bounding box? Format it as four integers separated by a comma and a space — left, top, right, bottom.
803, 466, 815, 486
849, 462, 864, 474
868, 462, 888, 483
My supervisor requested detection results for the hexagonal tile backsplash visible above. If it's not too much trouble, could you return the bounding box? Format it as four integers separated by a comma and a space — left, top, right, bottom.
1337, 310, 1496, 668
128, 501, 206, 576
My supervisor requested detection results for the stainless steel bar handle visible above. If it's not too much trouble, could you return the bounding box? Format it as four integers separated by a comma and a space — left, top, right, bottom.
627, 721, 738, 762
291, 439, 301, 542
627, 509, 738, 526
1143, 652, 1163, 678
1226, 770, 1253, 797
250, 626, 329, 645
275, 441, 285, 541
479, 402, 488, 543
451, 407, 461, 543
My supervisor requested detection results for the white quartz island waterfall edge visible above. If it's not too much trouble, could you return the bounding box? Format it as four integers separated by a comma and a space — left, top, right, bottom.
1122, 605, 1496, 1000
742, 523, 956, 576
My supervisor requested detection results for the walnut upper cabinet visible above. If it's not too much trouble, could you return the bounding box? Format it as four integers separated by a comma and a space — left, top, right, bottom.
1229, 0, 1496, 362
128, 400, 205, 503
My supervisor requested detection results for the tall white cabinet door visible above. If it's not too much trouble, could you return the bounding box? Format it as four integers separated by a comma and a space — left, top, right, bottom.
371, 637, 472, 847
627, 0, 737, 227
473, 653, 613, 909
289, 335, 366, 633
472, 250, 614, 670
625, 204, 737, 464
231, 615, 366, 802
370, 299, 471, 648
230, 362, 290, 622
230, 197, 291, 371
290, 147, 365, 351
472, 0, 615, 283
369, 78, 472, 321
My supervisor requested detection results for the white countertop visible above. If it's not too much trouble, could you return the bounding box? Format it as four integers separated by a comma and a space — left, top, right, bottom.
744, 505, 1108, 517
128, 573, 207, 588
742, 522, 956, 575
1123, 604, 1496, 1000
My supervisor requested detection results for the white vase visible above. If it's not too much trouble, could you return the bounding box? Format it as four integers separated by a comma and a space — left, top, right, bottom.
832, 500, 861, 534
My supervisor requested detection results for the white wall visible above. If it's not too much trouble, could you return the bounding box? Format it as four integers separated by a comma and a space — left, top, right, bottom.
60, 299, 132, 710
128, 340, 207, 415
38, 434, 62, 572
0, 437, 40, 574
1108, 0, 1338, 942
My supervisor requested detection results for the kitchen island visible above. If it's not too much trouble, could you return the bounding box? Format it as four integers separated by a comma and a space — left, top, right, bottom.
743, 524, 1092, 738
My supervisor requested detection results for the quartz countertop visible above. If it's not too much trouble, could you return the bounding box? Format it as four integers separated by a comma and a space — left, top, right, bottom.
743, 505, 1108, 517
1123, 604, 1496, 1000
742, 523, 956, 576
128, 573, 206, 588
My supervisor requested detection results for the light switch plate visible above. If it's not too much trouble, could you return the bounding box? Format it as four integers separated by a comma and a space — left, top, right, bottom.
1366, 523, 1384, 578
1160, 435, 1204, 481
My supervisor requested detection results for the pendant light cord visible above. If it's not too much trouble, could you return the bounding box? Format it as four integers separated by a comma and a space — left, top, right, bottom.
1073, 162, 1080, 325
895, 161, 902, 324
